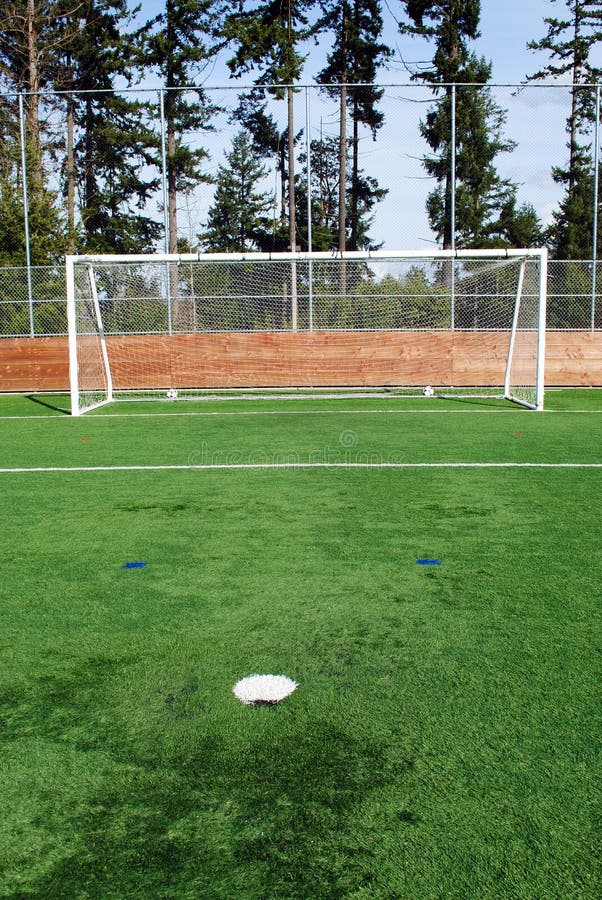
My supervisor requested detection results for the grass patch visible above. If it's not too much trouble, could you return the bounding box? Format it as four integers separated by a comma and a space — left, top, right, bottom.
0, 392, 600, 897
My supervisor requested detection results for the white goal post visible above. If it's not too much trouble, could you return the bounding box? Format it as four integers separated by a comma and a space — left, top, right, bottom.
65, 248, 547, 415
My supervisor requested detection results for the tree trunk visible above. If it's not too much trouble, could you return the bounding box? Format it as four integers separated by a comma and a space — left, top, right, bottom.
165, 98, 179, 325
568, 8, 581, 197
25, 0, 43, 189
279, 135, 287, 224
338, 3, 348, 254
165, 0, 178, 254
167, 124, 178, 254
338, 87, 347, 252
83, 97, 97, 241
350, 95, 359, 250
165, 82, 178, 253
442, 80, 458, 252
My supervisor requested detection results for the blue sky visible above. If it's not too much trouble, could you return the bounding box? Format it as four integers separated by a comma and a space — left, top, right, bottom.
476, 0, 601, 82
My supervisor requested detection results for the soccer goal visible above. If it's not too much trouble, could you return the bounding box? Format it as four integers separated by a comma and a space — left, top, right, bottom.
65, 248, 547, 415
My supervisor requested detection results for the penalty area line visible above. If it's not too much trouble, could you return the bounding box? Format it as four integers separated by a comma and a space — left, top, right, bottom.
0, 462, 601, 474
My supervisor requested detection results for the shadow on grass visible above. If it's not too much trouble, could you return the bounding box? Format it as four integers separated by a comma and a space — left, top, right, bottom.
25, 393, 70, 414
6, 657, 405, 899
435, 394, 516, 409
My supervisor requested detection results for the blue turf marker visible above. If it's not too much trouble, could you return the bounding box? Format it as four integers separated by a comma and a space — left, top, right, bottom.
416, 559, 441, 566
122, 561, 148, 568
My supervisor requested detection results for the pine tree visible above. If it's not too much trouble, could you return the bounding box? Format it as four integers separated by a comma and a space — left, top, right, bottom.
399, 1, 531, 248
0, 1, 53, 186
200, 130, 274, 251
527, 0, 602, 258
550, 147, 598, 258
230, 88, 299, 250
143, 0, 222, 253
493, 199, 546, 249
0, 0, 67, 262
225, 0, 316, 251
0, 122, 29, 264
296, 133, 387, 249
57, 0, 161, 253
296, 134, 341, 249
44, 0, 90, 251
317, 0, 390, 249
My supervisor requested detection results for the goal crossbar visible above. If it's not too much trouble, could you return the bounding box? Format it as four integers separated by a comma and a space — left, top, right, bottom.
66, 248, 547, 264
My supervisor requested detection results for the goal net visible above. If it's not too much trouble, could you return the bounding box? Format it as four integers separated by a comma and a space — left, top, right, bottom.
65, 249, 547, 415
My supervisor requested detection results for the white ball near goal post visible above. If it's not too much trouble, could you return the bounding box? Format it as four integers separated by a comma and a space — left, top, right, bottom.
423, 385, 434, 397
166, 388, 178, 400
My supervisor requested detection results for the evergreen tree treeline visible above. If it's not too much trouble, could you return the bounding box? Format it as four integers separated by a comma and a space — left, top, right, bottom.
0, 0, 600, 263
527, 0, 602, 258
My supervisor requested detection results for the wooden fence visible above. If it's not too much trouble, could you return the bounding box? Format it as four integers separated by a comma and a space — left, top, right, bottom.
0, 331, 601, 392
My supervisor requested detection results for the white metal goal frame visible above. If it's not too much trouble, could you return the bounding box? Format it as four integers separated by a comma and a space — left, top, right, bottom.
65, 248, 548, 415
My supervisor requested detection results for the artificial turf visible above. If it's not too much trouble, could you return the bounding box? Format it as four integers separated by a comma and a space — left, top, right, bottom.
0, 391, 600, 898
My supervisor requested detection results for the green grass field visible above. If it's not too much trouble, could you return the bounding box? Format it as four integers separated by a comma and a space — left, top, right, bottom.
0, 390, 600, 899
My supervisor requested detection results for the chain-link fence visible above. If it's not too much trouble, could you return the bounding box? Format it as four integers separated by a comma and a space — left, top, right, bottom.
547, 259, 602, 330
0, 258, 600, 337
0, 266, 67, 337
2, 83, 601, 260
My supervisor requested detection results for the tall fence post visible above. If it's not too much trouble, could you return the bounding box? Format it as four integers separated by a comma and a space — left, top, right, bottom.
450, 83, 456, 330
305, 85, 313, 331
159, 89, 169, 254
159, 89, 173, 334
18, 92, 35, 337
592, 85, 600, 332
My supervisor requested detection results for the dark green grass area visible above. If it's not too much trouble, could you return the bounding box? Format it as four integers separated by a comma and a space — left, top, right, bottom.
0, 395, 600, 898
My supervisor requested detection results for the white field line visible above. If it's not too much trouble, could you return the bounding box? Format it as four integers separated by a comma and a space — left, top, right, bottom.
2, 408, 516, 420
0, 462, 601, 474
3, 408, 602, 421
